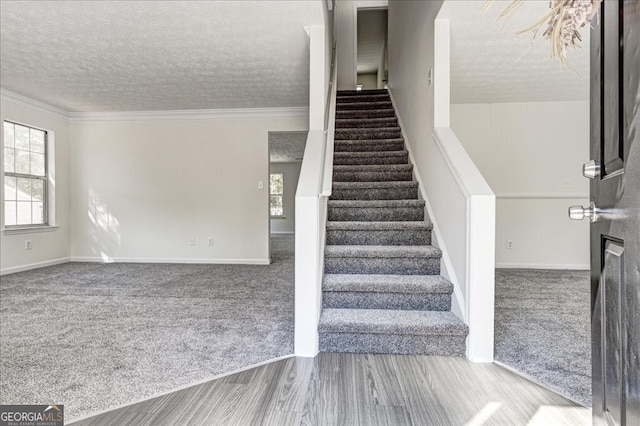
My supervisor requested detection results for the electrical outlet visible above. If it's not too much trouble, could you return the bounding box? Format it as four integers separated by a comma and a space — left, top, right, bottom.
507, 240, 513, 250
24, 240, 32, 250
189, 237, 196, 246
257, 181, 264, 190
563, 179, 573, 187
208, 237, 214, 246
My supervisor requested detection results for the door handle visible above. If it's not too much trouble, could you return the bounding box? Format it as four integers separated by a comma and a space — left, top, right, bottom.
568, 202, 599, 222
583, 160, 601, 179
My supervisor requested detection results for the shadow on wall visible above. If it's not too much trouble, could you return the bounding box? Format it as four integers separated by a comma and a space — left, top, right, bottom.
87, 189, 121, 261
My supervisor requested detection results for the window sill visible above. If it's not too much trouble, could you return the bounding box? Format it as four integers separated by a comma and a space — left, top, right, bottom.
270, 216, 287, 220
3, 225, 59, 235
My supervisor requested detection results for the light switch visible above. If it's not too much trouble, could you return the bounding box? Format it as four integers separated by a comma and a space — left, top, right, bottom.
258, 181, 264, 190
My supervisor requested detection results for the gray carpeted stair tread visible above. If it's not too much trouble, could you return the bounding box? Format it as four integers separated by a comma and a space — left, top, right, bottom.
328, 199, 425, 208
323, 274, 452, 294
325, 245, 441, 259
334, 139, 404, 152
333, 151, 409, 166
335, 129, 403, 141
335, 118, 398, 129
332, 171, 412, 182
333, 164, 412, 173
332, 181, 418, 190
336, 109, 396, 119
331, 181, 418, 201
318, 309, 468, 336
334, 150, 408, 158
336, 101, 393, 111
337, 95, 391, 104
326, 220, 432, 246
326, 221, 430, 231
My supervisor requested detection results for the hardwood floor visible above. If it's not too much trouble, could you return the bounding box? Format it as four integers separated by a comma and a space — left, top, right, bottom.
71, 353, 590, 425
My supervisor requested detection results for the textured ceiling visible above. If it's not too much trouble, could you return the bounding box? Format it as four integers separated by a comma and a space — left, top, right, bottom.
441, 0, 590, 104
269, 131, 308, 162
357, 9, 387, 74
0, 0, 324, 112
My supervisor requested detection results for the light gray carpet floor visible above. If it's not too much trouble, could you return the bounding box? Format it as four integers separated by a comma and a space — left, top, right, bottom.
494, 268, 591, 407
0, 235, 294, 422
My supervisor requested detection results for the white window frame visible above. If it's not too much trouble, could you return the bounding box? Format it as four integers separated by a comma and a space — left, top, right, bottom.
270, 172, 284, 218
2, 120, 57, 233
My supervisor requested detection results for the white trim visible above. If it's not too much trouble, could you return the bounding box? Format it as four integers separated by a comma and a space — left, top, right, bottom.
67, 354, 295, 424
70, 257, 271, 265
496, 263, 590, 270
352, 1, 389, 88
0, 89, 69, 120
2, 225, 59, 235
496, 193, 589, 200
0, 257, 70, 276
69, 107, 309, 123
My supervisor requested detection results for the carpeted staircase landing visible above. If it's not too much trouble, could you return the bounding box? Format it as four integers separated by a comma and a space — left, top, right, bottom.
318, 89, 469, 356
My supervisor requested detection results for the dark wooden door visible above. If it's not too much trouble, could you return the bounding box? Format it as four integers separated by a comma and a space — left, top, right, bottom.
582, 1, 640, 424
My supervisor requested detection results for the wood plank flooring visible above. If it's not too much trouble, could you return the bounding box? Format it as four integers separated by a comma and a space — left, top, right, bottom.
71, 353, 590, 426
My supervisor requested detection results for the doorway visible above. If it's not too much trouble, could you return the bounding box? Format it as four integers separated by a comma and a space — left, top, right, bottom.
355, 7, 388, 90
267, 131, 307, 259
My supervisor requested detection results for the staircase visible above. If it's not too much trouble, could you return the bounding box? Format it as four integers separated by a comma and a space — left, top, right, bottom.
318, 89, 469, 356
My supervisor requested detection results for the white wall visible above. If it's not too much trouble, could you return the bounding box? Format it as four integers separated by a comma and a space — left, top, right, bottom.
0, 91, 71, 274
335, 0, 388, 90
357, 73, 378, 89
388, 0, 443, 178
70, 113, 307, 264
451, 101, 590, 269
270, 162, 301, 234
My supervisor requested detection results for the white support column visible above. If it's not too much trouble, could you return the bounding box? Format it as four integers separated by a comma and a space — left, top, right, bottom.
308, 25, 326, 131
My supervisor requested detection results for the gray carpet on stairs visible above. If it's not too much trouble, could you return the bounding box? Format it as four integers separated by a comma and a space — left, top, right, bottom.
320, 89, 467, 356
494, 268, 591, 407
0, 235, 294, 422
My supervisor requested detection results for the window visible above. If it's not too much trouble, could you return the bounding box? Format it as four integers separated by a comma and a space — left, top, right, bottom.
270, 173, 284, 217
3, 121, 48, 227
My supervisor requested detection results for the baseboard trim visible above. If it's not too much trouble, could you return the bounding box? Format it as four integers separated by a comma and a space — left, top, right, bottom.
66, 354, 295, 424
270, 231, 295, 235
69, 256, 271, 265
496, 263, 589, 270
0, 257, 70, 276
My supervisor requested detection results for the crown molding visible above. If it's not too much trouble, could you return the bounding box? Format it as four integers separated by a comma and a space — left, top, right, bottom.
0, 89, 309, 123
69, 106, 310, 123
0, 89, 70, 120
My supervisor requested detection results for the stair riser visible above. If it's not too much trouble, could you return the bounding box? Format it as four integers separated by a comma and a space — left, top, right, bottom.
333, 154, 408, 166
324, 257, 440, 275
322, 292, 450, 311
337, 102, 393, 111
335, 129, 402, 140
326, 229, 431, 246
335, 119, 398, 129
333, 170, 413, 182
336, 110, 396, 120
331, 187, 418, 201
337, 95, 391, 103
334, 141, 404, 152
328, 207, 424, 222
319, 333, 466, 356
